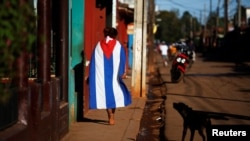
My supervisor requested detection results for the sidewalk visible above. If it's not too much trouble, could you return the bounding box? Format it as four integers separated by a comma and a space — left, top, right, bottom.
61, 71, 146, 141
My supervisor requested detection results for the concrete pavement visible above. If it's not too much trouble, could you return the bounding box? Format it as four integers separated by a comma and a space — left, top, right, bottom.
60, 70, 147, 141
60, 98, 146, 141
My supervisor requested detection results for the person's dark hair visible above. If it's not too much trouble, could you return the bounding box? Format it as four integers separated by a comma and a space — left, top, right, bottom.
103, 27, 118, 38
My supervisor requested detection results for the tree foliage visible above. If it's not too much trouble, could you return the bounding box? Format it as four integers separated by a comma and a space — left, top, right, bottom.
155, 10, 202, 43
0, 0, 36, 103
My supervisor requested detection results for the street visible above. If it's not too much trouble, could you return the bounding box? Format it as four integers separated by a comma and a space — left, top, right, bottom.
158, 52, 250, 141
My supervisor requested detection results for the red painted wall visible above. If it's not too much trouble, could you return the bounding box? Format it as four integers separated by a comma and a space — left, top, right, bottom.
117, 19, 129, 72
83, 0, 106, 114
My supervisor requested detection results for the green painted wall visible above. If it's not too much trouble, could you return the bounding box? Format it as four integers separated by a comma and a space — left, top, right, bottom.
72, 0, 84, 66
68, 0, 84, 125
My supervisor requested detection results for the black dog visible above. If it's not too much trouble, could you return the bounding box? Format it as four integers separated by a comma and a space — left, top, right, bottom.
173, 102, 211, 141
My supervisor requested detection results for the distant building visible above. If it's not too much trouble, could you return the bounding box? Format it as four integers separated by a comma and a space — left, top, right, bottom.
118, 0, 134, 8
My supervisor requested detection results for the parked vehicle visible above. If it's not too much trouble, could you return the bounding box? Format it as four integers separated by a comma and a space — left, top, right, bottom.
170, 44, 191, 83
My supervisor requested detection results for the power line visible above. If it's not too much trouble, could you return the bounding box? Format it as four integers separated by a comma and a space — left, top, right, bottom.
168, 0, 203, 12
156, 0, 203, 14
155, 0, 249, 21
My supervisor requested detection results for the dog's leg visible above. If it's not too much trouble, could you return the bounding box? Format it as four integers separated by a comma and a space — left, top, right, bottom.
190, 129, 195, 141
206, 118, 211, 141
198, 129, 206, 141
181, 126, 187, 141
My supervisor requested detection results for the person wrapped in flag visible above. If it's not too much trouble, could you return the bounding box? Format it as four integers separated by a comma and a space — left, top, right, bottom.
88, 27, 132, 125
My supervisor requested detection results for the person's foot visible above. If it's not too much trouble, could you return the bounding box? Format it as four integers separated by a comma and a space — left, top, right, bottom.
108, 114, 115, 125
109, 119, 115, 125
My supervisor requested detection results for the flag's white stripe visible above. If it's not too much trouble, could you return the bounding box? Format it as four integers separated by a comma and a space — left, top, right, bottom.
112, 42, 125, 107
95, 42, 106, 108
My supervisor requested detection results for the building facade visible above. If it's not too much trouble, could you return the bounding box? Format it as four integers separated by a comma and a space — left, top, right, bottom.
0, 0, 134, 141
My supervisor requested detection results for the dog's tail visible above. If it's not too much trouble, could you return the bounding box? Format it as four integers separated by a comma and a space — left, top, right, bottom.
194, 110, 229, 121
208, 114, 229, 120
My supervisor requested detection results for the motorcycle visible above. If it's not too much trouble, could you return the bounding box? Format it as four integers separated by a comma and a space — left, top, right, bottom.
170, 44, 191, 83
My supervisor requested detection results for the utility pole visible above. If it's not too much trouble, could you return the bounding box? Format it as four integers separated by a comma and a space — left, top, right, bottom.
190, 17, 193, 39
147, 0, 155, 76
216, 0, 221, 28
237, 0, 241, 27
141, 0, 147, 97
200, 10, 202, 25
193, 13, 196, 36
132, 0, 147, 97
112, 0, 117, 27
210, 0, 212, 14
204, 4, 207, 43
224, 0, 228, 33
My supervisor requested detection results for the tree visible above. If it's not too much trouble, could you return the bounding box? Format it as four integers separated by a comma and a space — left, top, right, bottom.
155, 10, 202, 43
180, 11, 194, 39
155, 10, 182, 43
0, 0, 36, 103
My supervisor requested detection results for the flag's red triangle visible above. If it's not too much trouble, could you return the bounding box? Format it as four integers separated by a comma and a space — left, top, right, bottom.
100, 38, 116, 59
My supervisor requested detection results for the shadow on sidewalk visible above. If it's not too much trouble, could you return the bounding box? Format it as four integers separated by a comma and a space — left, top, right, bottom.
77, 118, 108, 125
136, 67, 167, 141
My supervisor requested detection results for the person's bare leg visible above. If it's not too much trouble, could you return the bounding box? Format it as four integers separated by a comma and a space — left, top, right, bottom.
106, 108, 116, 125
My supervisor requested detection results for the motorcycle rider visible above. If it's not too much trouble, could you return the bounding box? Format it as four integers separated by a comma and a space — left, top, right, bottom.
175, 40, 194, 68
168, 43, 178, 61
185, 39, 196, 68
170, 42, 190, 83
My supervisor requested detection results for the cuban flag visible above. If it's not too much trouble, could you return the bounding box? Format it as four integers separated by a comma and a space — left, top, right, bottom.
89, 36, 132, 109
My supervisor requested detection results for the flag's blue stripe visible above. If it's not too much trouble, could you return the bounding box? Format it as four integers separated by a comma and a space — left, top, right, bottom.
89, 51, 97, 109
119, 46, 132, 106
119, 77, 131, 106
104, 54, 116, 108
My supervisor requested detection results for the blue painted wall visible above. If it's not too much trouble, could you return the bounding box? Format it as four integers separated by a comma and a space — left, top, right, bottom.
128, 34, 133, 69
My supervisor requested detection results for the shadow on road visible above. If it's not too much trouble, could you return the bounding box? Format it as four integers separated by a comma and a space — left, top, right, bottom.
172, 102, 250, 141
167, 92, 250, 103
